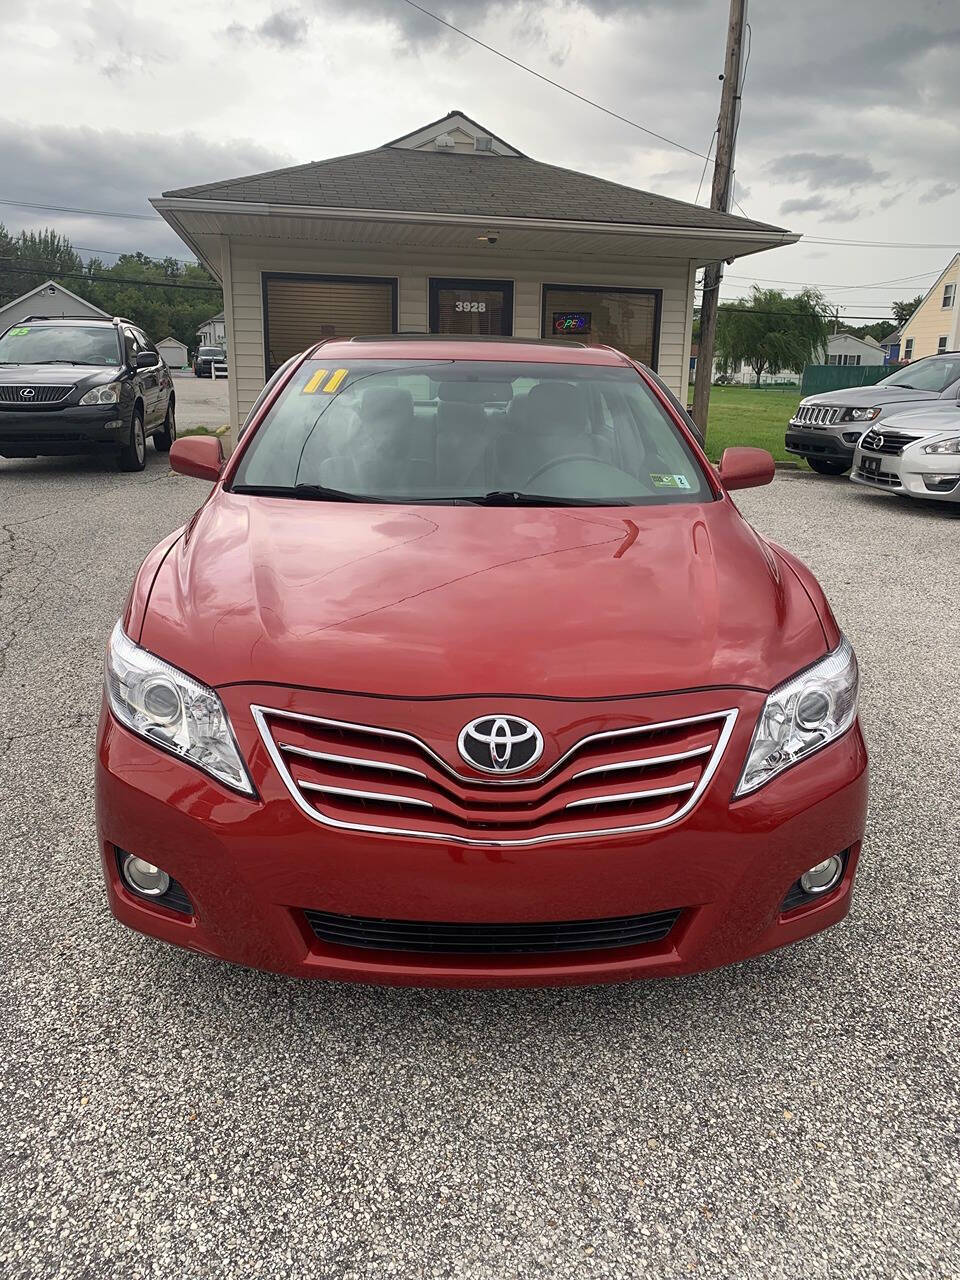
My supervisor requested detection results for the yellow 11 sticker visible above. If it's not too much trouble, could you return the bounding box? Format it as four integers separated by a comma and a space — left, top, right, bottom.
302, 367, 349, 395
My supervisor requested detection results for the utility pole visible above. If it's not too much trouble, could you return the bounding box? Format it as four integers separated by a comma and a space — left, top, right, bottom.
692, 0, 748, 436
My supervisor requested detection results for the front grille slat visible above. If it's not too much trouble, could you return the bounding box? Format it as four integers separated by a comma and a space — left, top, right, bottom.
0, 384, 73, 404
860, 429, 919, 456
305, 908, 683, 954
255, 705, 737, 845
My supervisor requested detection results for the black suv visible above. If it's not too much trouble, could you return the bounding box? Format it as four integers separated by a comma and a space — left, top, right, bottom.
193, 345, 226, 377
0, 316, 176, 470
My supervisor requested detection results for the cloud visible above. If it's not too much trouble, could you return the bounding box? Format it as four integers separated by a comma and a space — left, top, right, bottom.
765, 152, 890, 189
780, 195, 829, 215
919, 181, 958, 205
228, 7, 310, 46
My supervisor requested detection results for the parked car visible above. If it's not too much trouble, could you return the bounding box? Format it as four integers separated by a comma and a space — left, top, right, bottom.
193, 345, 226, 377
0, 316, 175, 470
96, 335, 867, 988
785, 353, 960, 474
850, 398, 960, 506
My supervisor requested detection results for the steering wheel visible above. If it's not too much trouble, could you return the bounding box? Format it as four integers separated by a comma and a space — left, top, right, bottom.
522, 454, 609, 487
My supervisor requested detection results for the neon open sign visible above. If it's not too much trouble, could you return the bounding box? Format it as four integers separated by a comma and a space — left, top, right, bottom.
553, 311, 591, 334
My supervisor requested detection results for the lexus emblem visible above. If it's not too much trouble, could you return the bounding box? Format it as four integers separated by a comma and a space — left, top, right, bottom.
458, 715, 544, 774
19, 387, 35, 399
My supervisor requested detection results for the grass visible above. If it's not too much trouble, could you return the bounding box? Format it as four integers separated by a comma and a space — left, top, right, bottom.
179, 425, 228, 438
688, 384, 804, 464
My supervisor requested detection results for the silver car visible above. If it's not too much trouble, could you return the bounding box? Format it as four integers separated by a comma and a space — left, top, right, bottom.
850, 402, 960, 505
786, 353, 960, 475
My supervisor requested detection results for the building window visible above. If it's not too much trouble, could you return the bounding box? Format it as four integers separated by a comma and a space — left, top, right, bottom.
904, 338, 914, 360
942, 282, 956, 309
540, 284, 661, 368
938, 336, 948, 354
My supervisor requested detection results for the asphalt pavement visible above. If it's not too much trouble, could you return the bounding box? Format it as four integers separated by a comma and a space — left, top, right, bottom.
1, 452, 957, 1280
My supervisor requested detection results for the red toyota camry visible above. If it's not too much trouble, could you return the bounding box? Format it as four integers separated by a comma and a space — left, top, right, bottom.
96, 336, 867, 987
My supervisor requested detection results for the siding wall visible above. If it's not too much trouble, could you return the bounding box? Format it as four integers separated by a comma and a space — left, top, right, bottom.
900, 256, 959, 360
224, 237, 695, 436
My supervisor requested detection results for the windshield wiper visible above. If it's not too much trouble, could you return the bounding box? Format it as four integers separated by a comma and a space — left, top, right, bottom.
230, 483, 389, 503
462, 490, 632, 507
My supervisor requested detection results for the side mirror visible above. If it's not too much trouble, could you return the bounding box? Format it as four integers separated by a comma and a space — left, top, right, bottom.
718, 446, 775, 491
136, 350, 160, 369
170, 435, 224, 482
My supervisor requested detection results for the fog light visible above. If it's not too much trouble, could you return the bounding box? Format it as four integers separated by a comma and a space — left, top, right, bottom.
799, 855, 843, 896
122, 854, 171, 897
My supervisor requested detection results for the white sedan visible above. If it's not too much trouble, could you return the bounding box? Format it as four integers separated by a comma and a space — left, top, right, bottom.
851, 404, 960, 506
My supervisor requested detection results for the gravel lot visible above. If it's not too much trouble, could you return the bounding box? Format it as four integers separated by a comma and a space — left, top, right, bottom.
1, 454, 957, 1280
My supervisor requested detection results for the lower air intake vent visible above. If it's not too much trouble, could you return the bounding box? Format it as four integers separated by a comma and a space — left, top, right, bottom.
304, 908, 682, 955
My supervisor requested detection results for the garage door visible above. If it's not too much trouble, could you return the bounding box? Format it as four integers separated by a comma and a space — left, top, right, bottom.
263, 274, 397, 374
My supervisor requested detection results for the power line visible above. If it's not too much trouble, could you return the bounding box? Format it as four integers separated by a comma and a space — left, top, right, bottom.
694, 124, 719, 206
0, 197, 162, 221
802, 235, 960, 250
0, 263, 220, 292
396, 0, 715, 163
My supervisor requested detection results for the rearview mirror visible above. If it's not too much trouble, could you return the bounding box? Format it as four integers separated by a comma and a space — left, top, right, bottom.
135, 350, 160, 369
718, 446, 775, 491
170, 435, 224, 482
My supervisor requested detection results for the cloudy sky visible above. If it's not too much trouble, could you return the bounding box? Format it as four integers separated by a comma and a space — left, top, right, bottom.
2, 0, 958, 321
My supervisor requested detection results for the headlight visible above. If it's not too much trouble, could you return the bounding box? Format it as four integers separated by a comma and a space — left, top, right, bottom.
80, 381, 122, 405
922, 437, 960, 455
104, 622, 254, 795
734, 637, 858, 797
845, 407, 880, 422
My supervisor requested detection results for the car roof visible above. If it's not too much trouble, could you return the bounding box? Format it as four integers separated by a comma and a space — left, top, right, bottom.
308, 335, 635, 366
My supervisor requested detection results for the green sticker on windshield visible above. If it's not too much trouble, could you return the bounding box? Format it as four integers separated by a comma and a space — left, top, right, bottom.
8, 326, 29, 336
650, 472, 692, 490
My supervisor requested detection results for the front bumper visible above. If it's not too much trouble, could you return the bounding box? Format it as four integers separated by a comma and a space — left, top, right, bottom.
0, 405, 127, 455
95, 688, 869, 988
851, 447, 960, 502
784, 424, 860, 462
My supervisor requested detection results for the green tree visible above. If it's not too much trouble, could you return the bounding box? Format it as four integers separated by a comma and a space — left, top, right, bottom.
891, 294, 925, 327
715, 287, 832, 386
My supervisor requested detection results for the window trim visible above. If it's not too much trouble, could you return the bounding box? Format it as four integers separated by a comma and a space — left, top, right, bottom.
937, 336, 948, 354
428, 277, 515, 336
942, 282, 955, 309
261, 271, 399, 377
904, 337, 914, 360
539, 283, 663, 371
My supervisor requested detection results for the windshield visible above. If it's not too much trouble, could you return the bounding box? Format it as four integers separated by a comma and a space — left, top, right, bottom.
880, 356, 960, 393
230, 359, 710, 506
0, 323, 121, 366
199, 347, 224, 358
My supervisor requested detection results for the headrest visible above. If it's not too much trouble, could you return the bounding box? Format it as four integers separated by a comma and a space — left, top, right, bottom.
360, 386, 415, 427
436, 381, 511, 404
526, 381, 587, 433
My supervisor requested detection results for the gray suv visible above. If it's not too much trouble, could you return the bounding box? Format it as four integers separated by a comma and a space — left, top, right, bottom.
785, 353, 960, 474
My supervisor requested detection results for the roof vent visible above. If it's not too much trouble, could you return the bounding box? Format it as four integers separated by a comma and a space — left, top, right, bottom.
474, 135, 493, 152
435, 133, 456, 151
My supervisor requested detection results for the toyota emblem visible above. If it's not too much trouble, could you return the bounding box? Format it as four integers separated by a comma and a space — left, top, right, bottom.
458, 715, 544, 774
19, 387, 35, 399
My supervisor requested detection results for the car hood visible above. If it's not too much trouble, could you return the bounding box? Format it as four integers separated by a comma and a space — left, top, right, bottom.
803, 385, 936, 408
0, 363, 122, 383
864, 403, 960, 436
138, 492, 829, 698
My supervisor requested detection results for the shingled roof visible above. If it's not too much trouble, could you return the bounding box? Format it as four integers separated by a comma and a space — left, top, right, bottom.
163, 146, 785, 235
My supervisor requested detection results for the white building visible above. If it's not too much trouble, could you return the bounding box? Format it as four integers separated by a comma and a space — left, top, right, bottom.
152, 110, 797, 442
0, 279, 110, 332
196, 311, 226, 348
823, 332, 885, 367
156, 336, 189, 368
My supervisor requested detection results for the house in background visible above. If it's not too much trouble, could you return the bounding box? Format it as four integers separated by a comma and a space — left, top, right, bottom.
879, 326, 903, 363
0, 279, 110, 332
156, 336, 189, 368
898, 253, 959, 361
152, 109, 797, 440
823, 332, 885, 367
196, 310, 226, 348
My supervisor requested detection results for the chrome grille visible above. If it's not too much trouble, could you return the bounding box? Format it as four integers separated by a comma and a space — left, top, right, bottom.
793, 404, 842, 427
860, 430, 920, 456
0, 385, 73, 404
253, 705, 738, 846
